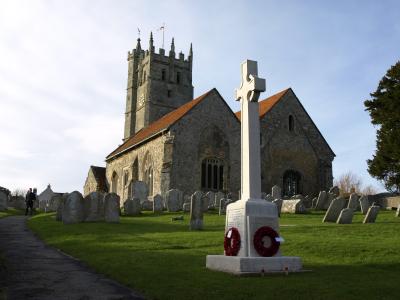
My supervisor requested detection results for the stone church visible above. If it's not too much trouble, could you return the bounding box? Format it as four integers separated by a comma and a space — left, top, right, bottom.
84, 34, 335, 201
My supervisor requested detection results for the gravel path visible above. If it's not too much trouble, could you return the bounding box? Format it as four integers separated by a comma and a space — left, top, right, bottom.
0, 216, 144, 300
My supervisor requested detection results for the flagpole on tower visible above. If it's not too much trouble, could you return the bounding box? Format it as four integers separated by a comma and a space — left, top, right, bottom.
158, 23, 165, 49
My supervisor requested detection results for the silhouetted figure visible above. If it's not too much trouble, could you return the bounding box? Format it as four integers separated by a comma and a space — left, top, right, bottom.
25, 188, 36, 216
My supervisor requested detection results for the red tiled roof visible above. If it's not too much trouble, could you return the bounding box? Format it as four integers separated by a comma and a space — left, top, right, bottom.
106, 89, 214, 160
235, 88, 290, 120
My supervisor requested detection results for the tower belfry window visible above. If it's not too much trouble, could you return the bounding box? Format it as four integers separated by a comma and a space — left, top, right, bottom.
176, 72, 181, 84
161, 69, 166, 81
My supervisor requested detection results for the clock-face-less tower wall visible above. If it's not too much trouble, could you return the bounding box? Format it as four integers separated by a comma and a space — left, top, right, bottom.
124, 33, 194, 141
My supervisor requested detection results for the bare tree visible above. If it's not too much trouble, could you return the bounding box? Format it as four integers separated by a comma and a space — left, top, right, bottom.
334, 171, 362, 195
12, 188, 28, 197
361, 185, 378, 195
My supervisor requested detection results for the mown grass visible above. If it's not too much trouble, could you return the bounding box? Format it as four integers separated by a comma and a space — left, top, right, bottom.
28, 210, 400, 300
0, 208, 24, 219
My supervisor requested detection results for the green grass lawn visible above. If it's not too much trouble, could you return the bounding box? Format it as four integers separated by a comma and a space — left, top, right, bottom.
0, 208, 24, 218
28, 210, 400, 300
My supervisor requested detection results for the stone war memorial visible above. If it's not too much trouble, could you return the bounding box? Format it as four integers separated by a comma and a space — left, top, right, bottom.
206, 60, 302, 275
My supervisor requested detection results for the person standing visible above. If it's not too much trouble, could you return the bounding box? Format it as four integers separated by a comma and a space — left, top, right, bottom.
25, 188, 35, 216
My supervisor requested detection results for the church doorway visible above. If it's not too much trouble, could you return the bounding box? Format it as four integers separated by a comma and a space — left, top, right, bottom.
283, 170, 301, 197
201, 158, 224, 191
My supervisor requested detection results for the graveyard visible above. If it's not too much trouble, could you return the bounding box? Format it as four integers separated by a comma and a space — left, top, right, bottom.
24, 209, 399, 300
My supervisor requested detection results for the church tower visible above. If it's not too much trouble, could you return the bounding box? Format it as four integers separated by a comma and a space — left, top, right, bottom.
124, 33, 194, 140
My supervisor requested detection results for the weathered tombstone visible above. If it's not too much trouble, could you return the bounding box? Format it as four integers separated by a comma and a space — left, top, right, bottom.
166, 189, 183, 212
363, 205, 380, 223
190, 191, 203, 230
56, 193, 68, 221
214, 191, 225, 208
303, 195, 312, 208
83, 192, 104, 222
311, 197, 318, 208
336, 208, 354, 224
395, 204, 400, 217
200, 192, 209, 212
264, 194, 273, 202
315, 191, 327, 210
271, 185, 281, 200
359, 196, 370, 214
104, 193, 120, 223
329, 186, 340, 197
152, 194, 163, 213
123, 197, 141, 216
131, 181, 148, 203
141, 199, 153, 211
323, 192, 336, 210
48, 194, 63, 212
281, 199, 306, 214
182, 202, 190, 212
323, 197, 346, 223
219, 198, 226, 215
347, 193, 359, 211
206, 60, 301, 274
62, 191, 85, 224
0, 191, 8, 211
273, 198, 283, 217
205, 191, 215, 209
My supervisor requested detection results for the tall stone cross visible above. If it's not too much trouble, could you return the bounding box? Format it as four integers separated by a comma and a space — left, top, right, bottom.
235, 60, 266, 202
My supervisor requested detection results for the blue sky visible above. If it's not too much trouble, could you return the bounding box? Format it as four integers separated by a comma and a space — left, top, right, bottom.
0, 0, 399, 194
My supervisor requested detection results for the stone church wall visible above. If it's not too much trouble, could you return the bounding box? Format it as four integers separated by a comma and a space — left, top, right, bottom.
260, 90, 334, 197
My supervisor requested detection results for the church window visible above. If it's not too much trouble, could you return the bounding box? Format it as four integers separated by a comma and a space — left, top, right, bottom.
283, 170, 301, 197
111, 171, 119, 194
124, 170, 129, 187
289, 115, 294, 132
162, 69, 166, 81
201, 158, 224, 191
143, 153, 154, 196
176, 72, 181, 84
168, 89, 172, 97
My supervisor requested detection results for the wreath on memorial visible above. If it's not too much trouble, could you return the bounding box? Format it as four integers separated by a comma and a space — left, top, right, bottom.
224, 227, 241, 256
253, 226, 280, 257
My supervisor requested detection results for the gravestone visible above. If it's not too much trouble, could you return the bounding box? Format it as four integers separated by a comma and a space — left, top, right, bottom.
104, 193, 120, 223
124, 197, 141, 216
323, 192, 336, 210
141, 199, 153, 211
152, 194, 163, 212
56, 193, 68, 221
363, 205, 380, 223
395, 204, 400, 217
264, 194, 273, 202
347, 193, 359, 211
83, 192, 105, 222
190, 191, 204, 230
323, 197, 346, 223
182, 202, 190, 212
273, 198, 283, 217
311, 197, 318, 208
0, 191, 8, 211
336, 208, 354, 224
329, 186, 340, 197
131, 181, 148, 203
214, 191, 225, 208
205, 191, 215, 209
219, 198, 226, 215
359, 196, 370, 214
207, 60, 301, 274
48, 194, 63, 212
303, 195, 312, 208
62, 191, 85, 224
166, 189, 183, 212
200, 192, 209, 212
315, 191, 327, 210
281, 199, 306, 214
271, 185, 281, 200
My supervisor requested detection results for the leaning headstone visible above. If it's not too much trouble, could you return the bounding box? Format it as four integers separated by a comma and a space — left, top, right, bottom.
83, 192, 104, 222
329, 186, 340, 197
214, 191, 225, 208
281, 199, 306, 214
190, 191, 203, 230
183, 202, 190, 212
336, 208, 354, 224
272, 198, 283, 217
56, 193, 68, 221
62, 191, 85, 224
323, 192, 336, 210
219, 198, 227, 215
347, 193, 359, 211
205, 191, 215, 208
141, 199, 153, 211
48, 194, 62, 212
395, 204, 400, 217
131, 181, 148, 203
152, 194, 163, 213
166, 189, 183, 212
271, 185, 281, 200
311, 197, 318, 208
359, 196, 370, 214
104, 193, 120, 223
0, 191, 8, 211
124, 197, 141, 216
363, 205, 380, 223
323, 197, 346, 223
315, 191, 327, 210
200, 192, 209, 212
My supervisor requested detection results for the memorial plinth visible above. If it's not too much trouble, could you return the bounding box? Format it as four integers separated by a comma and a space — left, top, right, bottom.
206, 60, 302, 275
